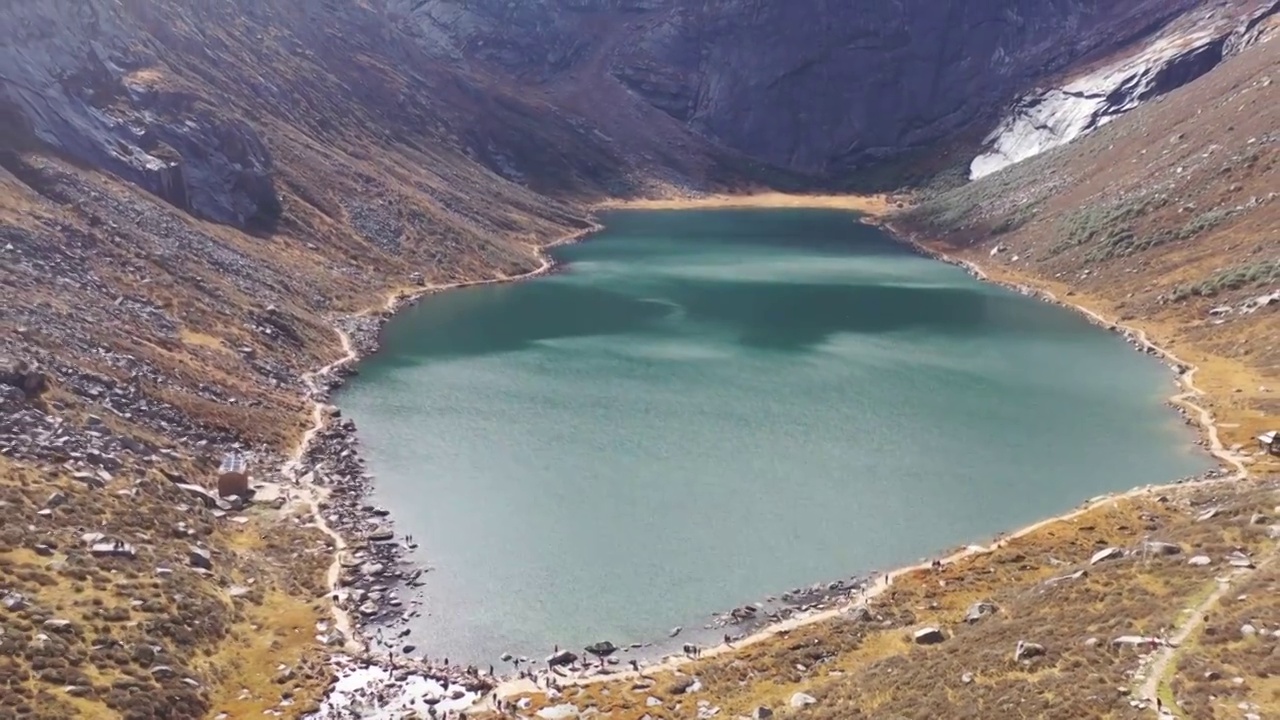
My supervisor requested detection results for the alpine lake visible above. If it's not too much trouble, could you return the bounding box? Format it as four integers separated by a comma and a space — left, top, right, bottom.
336, 208, 1213, 666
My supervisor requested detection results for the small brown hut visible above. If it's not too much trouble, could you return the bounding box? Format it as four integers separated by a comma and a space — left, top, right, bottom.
217, 452, 250, 497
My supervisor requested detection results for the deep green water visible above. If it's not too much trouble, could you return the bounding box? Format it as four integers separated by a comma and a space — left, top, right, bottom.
337, 209, 1211, 666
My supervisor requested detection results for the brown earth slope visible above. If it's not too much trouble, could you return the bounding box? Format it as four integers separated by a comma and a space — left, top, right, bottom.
1, 0, 1278, 718
0, 0, 644, 717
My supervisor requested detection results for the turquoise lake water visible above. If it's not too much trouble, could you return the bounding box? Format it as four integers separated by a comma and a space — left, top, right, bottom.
336, 209, 1212, 665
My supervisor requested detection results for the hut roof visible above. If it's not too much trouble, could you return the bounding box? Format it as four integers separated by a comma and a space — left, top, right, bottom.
219, 452, 248, 475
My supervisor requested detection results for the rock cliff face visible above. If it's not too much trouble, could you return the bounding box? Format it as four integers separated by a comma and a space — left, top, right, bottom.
1, 0, 279, 229
394, 0, 1206, 174
971, 0, 1280, 178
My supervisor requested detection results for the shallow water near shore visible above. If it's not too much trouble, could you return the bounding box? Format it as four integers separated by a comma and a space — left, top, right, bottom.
337, 208, 1212, 666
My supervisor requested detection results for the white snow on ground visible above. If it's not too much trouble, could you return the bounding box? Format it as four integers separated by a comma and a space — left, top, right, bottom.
309, 657, 479, 719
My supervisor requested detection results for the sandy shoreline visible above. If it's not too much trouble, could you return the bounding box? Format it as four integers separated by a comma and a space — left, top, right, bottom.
598, 191, 892, 215
289, 192, 1250, 713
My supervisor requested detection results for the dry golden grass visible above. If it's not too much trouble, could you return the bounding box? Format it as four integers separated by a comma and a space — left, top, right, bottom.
1170, 556, 1280, 718
501, 481, 1279, 720
0, 453, 338, 719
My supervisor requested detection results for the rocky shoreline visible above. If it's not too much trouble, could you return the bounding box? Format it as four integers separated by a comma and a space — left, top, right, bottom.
290, 223, 892, 714
293, 225, 609, 716
297, 211, 1245, 717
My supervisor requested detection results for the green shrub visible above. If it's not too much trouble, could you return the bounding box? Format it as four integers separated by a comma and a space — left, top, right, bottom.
1170, 259, 1280, 301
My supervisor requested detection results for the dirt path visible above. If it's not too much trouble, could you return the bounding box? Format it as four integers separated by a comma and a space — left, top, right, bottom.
281, 323, 361, 651
278, 226, 597, 659
1135, 572, 1237, 717
908, 243, 1250, 480
1134, 549, 1275, 717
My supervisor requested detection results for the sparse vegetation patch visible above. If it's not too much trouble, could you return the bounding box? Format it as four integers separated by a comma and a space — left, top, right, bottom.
1171, 259, 1280, 300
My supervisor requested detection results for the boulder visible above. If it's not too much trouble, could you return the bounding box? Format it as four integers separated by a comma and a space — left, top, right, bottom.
1141, 541, 1181, 556
789, 692, 816, 709
546, 649, 578, 667
188, 546, 213, 570
1188, 555, 1212, 566
753, 707, 774, 719
0, 358, 49, 399
1044, 569, 1088, 586
964, 601, 998, 623
1112, 635, 1160, 647
72, 471, 110, 489
1228, 552, 1255, 569
174, 483, 223, 510
585, 640, 618, 657
535, 705, 580, 720
847, 605, 873, 622
1090, 547, 1124, 565
63, 686, 94, 698
913, 627, 945, 645
1014, 640, 1046, 662
43, 618, 74, 633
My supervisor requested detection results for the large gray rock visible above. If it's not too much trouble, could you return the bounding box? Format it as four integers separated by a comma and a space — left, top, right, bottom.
0, 358, 48, 399
1142, 541, 1183, 557
188, 546, 213, 570
1090, 547, 1124, 565
584, 640, 618, 657
1014, 640, 1046, 662
913, 627, 945, 645
546, 649, 578, 667
91, 542, 137, 559
964, 601, 998, 623
789, 692, 816, 709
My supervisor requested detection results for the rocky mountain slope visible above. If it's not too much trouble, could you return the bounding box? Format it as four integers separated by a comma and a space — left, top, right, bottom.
971, 0, 1280, 177
1, 0, 633, 717
395, 0, 1208, 174
1, 0, 1277, 717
